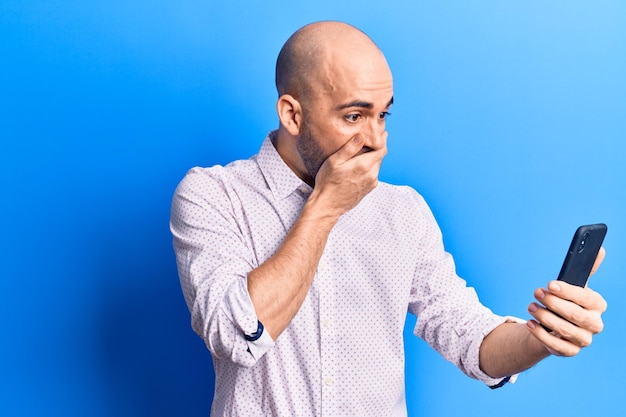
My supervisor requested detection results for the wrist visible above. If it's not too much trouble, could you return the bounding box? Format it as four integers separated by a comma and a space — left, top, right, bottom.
302, 192, 343, 226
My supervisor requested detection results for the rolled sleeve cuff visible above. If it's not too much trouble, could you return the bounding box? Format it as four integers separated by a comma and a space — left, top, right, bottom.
222, 277, 275, 361
468, 315, 523, 388
246, 328, 274, 361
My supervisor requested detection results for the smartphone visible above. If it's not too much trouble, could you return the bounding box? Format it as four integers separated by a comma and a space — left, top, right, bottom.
541, 223, 607, 332
557, 223, 607, 287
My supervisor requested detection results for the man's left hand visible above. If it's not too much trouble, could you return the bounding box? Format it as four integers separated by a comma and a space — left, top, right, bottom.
526, 247, 608, 356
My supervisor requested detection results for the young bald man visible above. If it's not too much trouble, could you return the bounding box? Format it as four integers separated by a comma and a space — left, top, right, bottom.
171, 21, 607, 416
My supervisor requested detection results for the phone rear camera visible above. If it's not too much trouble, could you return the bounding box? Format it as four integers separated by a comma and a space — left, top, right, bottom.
577, 232, 590, 253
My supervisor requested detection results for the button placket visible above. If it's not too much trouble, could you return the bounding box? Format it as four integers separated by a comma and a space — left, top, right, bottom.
318, 255, 339, 415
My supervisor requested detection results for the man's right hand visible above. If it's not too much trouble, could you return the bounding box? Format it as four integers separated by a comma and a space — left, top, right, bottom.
310, 132, 388, 219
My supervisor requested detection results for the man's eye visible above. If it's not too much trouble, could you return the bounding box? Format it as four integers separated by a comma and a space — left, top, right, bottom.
345, 114, 361, 122
379, 111, 391, 120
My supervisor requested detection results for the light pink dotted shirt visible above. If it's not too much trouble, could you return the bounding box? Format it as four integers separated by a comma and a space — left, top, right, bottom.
171, 131, 510, 417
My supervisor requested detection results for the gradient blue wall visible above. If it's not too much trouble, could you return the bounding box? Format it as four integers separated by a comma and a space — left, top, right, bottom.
1, 1, 624, 416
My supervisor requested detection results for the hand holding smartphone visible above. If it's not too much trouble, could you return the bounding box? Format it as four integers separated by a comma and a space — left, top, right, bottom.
541, 223, 607, 332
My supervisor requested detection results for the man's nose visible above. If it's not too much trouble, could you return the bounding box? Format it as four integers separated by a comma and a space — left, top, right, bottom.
363, 118, 385, 148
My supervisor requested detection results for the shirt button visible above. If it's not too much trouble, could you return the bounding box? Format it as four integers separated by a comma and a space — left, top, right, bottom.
324, 376, 335, 386
322, 319, 331, 328
318, 261, 328, 271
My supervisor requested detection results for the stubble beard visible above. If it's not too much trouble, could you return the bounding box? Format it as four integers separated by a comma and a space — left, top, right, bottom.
296, 119, 327, 183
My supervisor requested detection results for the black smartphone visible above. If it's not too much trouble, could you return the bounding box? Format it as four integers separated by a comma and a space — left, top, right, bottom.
557, 223, 607, 287
541, 223, 607, 332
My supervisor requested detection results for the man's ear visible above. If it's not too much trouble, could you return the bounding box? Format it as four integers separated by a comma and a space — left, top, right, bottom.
276, 94, 303, 136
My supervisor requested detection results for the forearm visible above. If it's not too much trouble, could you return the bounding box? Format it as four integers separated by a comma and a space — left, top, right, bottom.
247, 193, 340, 339
479, 322, 550, 378
248, 131, 386, 340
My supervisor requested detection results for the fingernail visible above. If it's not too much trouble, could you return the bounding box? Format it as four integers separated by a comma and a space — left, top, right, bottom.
527, 320, 536, 329
536, 289, 546, 299
352, 136, 362, 144
528, 303, 538, 313
549, 281, 561, 292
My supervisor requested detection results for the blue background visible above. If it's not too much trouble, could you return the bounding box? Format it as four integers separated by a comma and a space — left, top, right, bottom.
1, 1, 624, 416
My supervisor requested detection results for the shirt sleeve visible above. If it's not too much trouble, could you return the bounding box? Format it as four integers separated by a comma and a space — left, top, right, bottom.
170, 167, 274, 367
406, 191, 516, 388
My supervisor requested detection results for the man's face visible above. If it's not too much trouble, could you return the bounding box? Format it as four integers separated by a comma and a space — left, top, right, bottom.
295, 49, 394, 181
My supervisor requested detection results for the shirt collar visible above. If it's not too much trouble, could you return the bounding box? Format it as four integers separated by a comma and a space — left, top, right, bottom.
256, 130, 313, 200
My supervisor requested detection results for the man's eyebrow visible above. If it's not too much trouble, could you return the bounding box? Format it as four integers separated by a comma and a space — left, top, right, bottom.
335, 100, 373, 110
335, 96, 394, 111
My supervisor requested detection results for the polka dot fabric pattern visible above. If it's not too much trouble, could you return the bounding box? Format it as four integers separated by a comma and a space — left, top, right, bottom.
170, 131, 509, 417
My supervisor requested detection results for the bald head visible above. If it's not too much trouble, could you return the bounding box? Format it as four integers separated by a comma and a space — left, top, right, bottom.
275, 21, 387, 103
272, 22, 393, 185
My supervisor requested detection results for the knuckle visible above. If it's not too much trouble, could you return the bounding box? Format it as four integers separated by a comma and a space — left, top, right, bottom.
563, 346, 580, 357
586, 288, 608, 312
580, 333, 592, 348
596, 319, 605, 334
553, 340, 580, 357
589, 314, 604, 334
557, 326, 575, 342
599, 298, 608, 313
568, 308, 585, 325
562, 327, 592, 348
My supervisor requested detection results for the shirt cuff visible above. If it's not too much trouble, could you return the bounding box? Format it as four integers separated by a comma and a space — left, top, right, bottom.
489, 375, 512, 389
222, 277, 259, 333
246, 327, 274, 361
222, 277, 275, 361
471, 315, 523, 388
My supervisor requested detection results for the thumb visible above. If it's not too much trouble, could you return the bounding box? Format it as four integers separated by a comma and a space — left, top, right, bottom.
590, 246, 606, 277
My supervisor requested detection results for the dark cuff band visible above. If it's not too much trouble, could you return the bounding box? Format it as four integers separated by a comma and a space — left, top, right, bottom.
489, 375, 511, 390
244, 320, 264, 342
